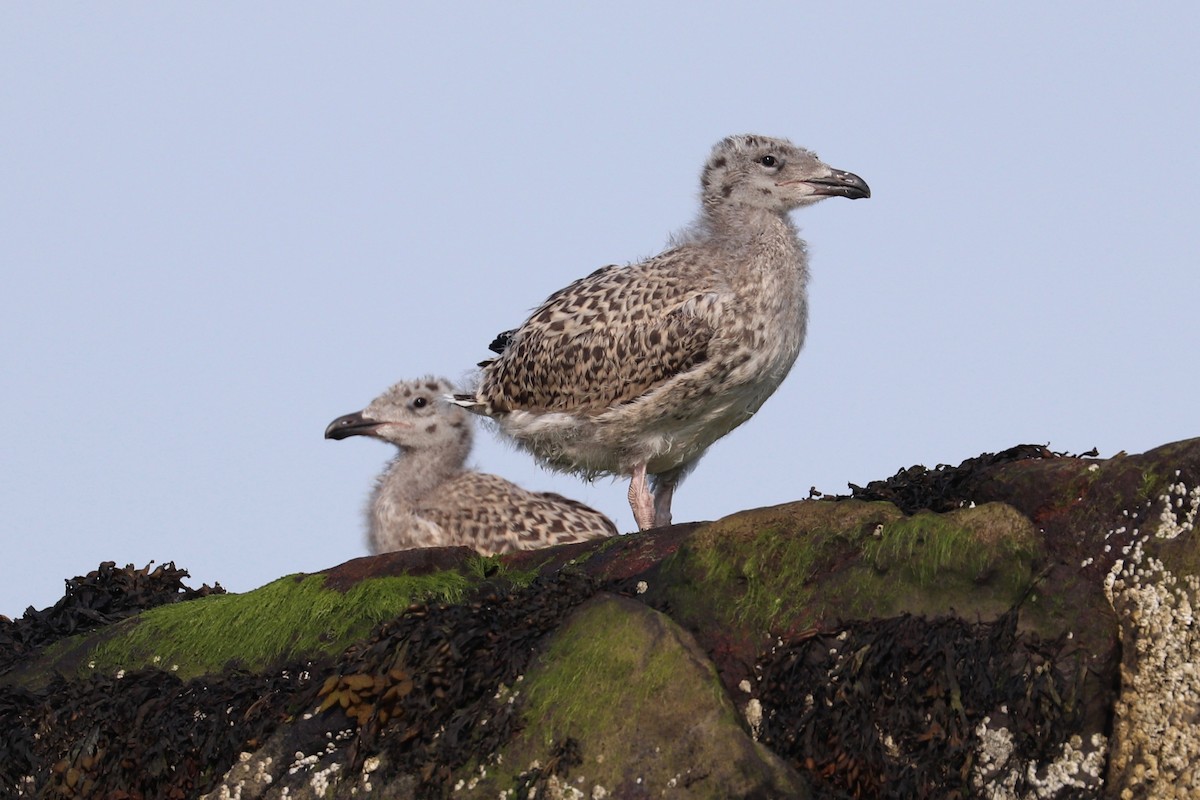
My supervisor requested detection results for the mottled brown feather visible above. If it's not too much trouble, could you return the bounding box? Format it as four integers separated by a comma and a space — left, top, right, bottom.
479, 253, 719, 414
411, 472, 618, 552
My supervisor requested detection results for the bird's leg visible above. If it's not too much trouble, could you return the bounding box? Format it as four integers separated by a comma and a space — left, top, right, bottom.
627, 463, 657, 531
652, 479, 675, 528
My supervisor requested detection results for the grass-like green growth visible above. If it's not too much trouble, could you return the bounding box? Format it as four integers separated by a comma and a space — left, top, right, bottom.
1137, 468, 1167, 506
467, 596, 801, 794
519, 601, 707, 743
658, 500, 1041, 636
695, 524, 847, 630
844, 503, 1040, 621
864, 506, 1034, 588
660, 500, 904, 633
85, 570, 473, 680
465, 553, 543, 588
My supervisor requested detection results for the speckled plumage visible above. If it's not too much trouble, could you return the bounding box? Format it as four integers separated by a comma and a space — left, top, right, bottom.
326, 377, 616, 555
456, 135, 869, 530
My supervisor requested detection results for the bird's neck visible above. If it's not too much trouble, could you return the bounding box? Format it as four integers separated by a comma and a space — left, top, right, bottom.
695, 206, 807, 279
377, 446, 463, 506
699, 205, 798, 246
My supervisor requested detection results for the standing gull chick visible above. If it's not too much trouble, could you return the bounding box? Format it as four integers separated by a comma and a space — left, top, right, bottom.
326, 377, 617, 555
454, 134, 869, 531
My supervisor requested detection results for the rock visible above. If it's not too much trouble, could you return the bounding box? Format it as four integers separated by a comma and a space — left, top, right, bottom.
468, 594, 806, 798
1, 437, 1198, 798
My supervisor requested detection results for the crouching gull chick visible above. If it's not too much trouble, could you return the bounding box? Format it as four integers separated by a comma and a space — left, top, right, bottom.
454, 134, 869, 531
326, 377, 617, 555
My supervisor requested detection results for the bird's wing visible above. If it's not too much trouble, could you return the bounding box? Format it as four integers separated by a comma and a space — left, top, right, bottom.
414, 473, 617, 553
478, 250, 724, 414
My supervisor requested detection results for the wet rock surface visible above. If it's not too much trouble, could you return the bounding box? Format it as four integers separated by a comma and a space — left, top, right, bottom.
1, 438, 1197, 798
757, 610, 1089, 799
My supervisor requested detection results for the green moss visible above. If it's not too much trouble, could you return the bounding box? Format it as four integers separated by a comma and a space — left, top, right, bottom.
520, 603, 706, 746
464, 554, 499, 580
840, 503, 1040, 621
463, 597, 802, 796
865, 509, 1029, 587
1137, 468, 1168, 506
576, 530, 628, 562
699, 525, 835, 629
466, 553, 543, 588
660, 500, 904, 633
658, 500, 1042, 636
84, 570, 472, 679
594, 532, 631, 554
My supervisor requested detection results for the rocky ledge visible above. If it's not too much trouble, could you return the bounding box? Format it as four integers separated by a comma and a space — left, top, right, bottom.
2, 438, 1198, 799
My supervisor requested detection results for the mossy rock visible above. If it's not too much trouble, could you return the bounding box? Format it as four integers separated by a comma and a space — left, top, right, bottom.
461, 594, 806, 799
852, 502, 1040, 619
657, 499, 1042, 640
8, 566, 479, 687
656, 500, 900, 635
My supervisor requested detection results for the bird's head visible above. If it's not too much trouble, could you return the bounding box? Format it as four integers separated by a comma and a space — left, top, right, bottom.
325, 377, 474, 459
700, 134, 870, 216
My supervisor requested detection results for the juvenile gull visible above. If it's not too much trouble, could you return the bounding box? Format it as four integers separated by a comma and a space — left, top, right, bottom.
454, 134, 869, 530
326, 377, 617, 555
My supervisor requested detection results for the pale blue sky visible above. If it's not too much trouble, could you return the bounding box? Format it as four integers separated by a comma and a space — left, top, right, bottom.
2, 4, 1197, 616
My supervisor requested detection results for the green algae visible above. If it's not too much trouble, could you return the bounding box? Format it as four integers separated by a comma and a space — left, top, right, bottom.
463, 596, 804, 797
465, 554, 542, 588
842, 503, 1040, 620
83, 569, 473, 680
1137, 468, 1169, 506
519, 600, 716, 743
695, 524, 846, 630
659, 500, 903, 633
658, 500, 1041, 636
864, 505, 1035, 588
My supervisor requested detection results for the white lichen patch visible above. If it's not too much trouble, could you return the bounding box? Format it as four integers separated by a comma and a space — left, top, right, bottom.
309, 761, 342, 795
538, 774, 586, 799
1104, 479, 1200, 796
971, 719, 1106, 798
744, 698, 763, 740
285, 735, 348, 781
1154, 480, 1200, 541
204, 753, 275, 800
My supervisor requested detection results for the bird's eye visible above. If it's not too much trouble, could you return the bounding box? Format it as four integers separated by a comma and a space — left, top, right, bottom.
759, 155, 777, 167
412, 397, 428, 409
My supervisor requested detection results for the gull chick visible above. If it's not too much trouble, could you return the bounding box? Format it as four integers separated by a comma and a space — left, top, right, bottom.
326, 377, 616, 555
454, 134, 869, 530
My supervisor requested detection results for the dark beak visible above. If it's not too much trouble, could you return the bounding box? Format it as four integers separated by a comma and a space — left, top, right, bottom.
325, 411, 380, 440
807, 169, 871, 200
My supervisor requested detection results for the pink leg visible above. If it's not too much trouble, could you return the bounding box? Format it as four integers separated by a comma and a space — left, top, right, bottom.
627, 463, 656, 531
652, 481, 675, 528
